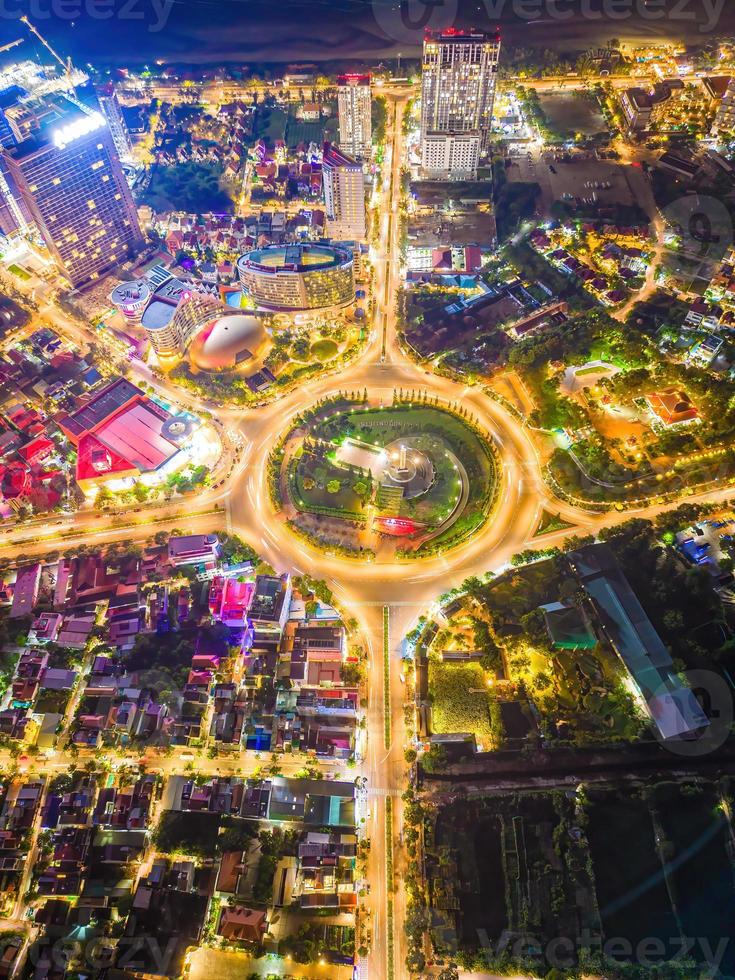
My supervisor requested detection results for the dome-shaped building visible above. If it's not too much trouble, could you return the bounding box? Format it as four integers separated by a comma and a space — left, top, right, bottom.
188, 313, 269, 371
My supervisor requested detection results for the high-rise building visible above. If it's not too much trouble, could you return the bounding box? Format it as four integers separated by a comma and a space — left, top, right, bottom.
0, 98, 143, 287
96, 82, 133, 163
420, 27, 501, 178
337, 74, 372, 160
322, 142, 366, 242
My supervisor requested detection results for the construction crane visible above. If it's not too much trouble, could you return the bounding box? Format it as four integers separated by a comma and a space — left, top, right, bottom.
20, 16, 89, 113
0, 39, 23, 56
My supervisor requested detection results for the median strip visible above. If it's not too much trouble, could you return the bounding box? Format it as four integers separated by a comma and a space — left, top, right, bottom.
383, 605, 391, 750
386, 795, 395, 980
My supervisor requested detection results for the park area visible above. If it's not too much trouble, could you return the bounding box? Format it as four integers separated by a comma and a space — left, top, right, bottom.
428, 660, 495, 749
140, 162, 233, 214
285, 402, 498, 555
290, 445, 370, 520
443, 558, 643, 744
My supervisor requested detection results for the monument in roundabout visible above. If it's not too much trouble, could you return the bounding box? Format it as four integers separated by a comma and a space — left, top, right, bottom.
273, 392, 500, 561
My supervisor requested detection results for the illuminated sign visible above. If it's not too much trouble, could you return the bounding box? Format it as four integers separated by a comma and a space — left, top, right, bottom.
52, 111, 106, 150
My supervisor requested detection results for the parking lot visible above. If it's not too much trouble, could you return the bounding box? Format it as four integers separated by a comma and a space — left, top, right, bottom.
507, 147, 637, 213
546, 157, 635, 207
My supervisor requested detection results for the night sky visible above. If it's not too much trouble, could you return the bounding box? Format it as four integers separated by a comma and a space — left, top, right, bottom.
5, 0, 735, 67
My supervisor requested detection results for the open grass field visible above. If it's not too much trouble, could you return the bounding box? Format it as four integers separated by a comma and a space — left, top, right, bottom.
311, 339, 339, 361
428, 660, 494, 747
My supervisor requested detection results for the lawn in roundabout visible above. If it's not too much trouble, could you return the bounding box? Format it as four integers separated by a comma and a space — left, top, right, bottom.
285, 399, 499, 556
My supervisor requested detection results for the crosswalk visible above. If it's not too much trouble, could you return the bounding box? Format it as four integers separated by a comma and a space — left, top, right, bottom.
368, 786, 401, 797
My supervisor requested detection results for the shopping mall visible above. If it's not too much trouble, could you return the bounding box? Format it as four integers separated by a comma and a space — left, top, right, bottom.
236, 243, 355, 313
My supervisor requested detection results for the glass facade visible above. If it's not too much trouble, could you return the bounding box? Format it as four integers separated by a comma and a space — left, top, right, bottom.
5, 119, 142, 287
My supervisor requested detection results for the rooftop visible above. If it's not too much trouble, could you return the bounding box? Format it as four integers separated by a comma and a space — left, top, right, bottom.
239, 242, 351, 274
568, 544, 709, 740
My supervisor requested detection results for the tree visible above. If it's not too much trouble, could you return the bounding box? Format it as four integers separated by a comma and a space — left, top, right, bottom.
94, 486, 113, 509
438, 966, 459, 980
422, 743, 448, 772
326, 479, 341, 494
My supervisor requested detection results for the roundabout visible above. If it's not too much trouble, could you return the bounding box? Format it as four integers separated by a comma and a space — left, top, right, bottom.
275, 396, 501, 561
0, 92, 646, 980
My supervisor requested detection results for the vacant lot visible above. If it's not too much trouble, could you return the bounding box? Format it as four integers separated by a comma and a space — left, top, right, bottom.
189, 948, 353, 980
539, 90, 607, 138
429, 660, 494, 747
654, 781, 735, 975
432, 792, 599, 957
586, 787, 677, 950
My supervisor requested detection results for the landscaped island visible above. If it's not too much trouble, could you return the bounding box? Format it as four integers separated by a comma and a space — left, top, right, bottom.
273, 394, 500, 560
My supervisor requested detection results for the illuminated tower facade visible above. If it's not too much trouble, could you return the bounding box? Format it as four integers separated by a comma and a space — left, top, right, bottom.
96, 82, 133, 163
322, 142, 366, 242
420, 28, 501, 178
1, 106, 142, 286
337, 74, 372, 160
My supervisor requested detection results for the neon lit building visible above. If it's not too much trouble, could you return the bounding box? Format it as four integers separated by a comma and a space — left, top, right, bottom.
322, 143, 366, 242
420, 28, 501, 176
57, 378, 193, 491
337, 74, 372, 160
0, 102, 142, 286
237, 243, 354, 312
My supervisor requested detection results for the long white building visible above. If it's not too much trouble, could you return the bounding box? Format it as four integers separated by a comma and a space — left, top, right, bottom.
322, 142, 366, 242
